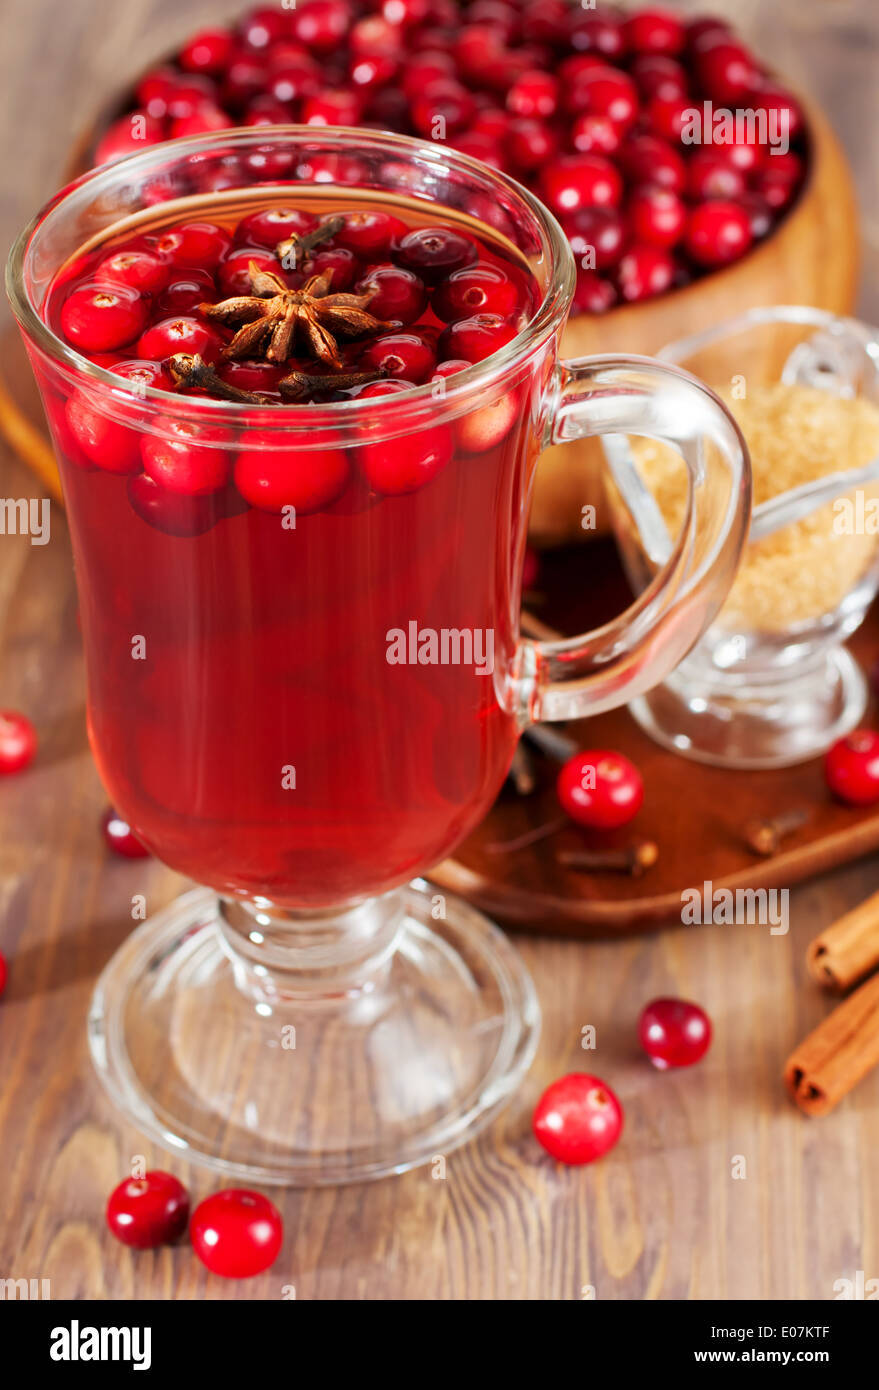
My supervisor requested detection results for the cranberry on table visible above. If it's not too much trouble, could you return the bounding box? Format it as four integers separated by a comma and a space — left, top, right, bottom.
61, 283, 149, 353
506, 69, 559, 119
825, 731, 879, 806
565, 70, 638, 131
568, 10, 626, 59
684, 201, 753, 267
190, 1189, 283, 1279
102, 807, 150, 858
565, 207, 627, 271
686, 149, 747, 203
106, 1171, 190, 1249
302, 88, 363, 126
289, 0, 352, 53
94, 112, 165, 167
618, 132, 686, 193
697, 40, 760, 103
572, 268, 618, 315
569, 112, 620, 157
639, 998, 713, 1069
179, 28, 234, 76
630, 54, 689, 101
557, 749, 644, 830
533, 1073, 624, 1165
507, 116, 561, 170
0, 711, 37, 775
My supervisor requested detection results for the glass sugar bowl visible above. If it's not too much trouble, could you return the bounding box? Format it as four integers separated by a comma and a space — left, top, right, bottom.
603, 306, 879, 768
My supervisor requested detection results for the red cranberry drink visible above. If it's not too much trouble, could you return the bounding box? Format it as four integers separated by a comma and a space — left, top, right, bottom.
9, 129, 749, 1183
41, 188, 540, 906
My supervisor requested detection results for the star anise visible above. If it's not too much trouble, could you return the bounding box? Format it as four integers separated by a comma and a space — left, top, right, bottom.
201, 263, 391, 369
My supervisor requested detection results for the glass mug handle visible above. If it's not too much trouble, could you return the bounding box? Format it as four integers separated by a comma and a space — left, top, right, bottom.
517, 356, 751, 722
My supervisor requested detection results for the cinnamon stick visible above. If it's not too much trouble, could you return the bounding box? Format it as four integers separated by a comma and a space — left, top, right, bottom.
806, 888, 879, 992
0, 371, 62, 501
784, 971, 879, 1116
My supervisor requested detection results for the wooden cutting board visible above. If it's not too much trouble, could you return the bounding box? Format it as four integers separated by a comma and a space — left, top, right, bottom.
433, 539, 879, 937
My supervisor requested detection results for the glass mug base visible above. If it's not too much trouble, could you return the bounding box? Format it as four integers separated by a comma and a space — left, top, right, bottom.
628, 646, 866, 770
87, 880, 540, 1186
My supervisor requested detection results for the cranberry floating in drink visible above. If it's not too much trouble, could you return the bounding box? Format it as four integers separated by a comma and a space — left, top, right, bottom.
8, 127, 750, 1184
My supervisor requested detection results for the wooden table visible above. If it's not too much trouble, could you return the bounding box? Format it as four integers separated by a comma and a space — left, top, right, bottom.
1, 0, 878, 1300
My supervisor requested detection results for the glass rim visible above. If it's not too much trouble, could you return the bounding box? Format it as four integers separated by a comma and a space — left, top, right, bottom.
5, 124, 575, 429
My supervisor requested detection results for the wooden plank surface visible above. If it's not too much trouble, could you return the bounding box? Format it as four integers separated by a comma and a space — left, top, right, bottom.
1, 0, 878, 1301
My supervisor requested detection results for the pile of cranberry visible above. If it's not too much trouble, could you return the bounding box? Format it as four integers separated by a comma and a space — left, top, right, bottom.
94, 2, 807, 315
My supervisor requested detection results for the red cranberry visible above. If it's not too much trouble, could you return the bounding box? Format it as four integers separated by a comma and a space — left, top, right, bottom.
101, 807, 150, 857
156, 270, 217, 316
686, 149, 747, 201
825, 730, 879, 805
568, 12, 627, 60
718, 131, 765, 176
432, 264, 520, 322
359, 332, 436, 383
639, 998, 713, 1069
65, 391, 141, 475
686, 18, 732, 52
164, 78, 218, 122
350, 13, 404, 58
647, 94, 694, 143
244, 95, 295, 126
356, 263, 427, 324
623, 7, 686, 56
179, 28, 234, 75
430, 359, 470, 382
506, 69, 558, 119
191, 1189, 283, 1279
451, 131, 504, 169
618, 132, 686, 192
358, 423, 453, 495
136, 316, 225, 365
568, 70, 638, 131
570, 113, 621, 156
128, 472, 223, 537
96, 249, 170, 296
438, 313, 518, 363
557, 749, 643, 829
572, 268, 618, 314
0, 711, 37, 775
106, 1172, 189, 1248
302, 88, 362, 126
616, 245, 675, 302
470, 106, 512, 140
506, 116, 560, 168
141, 417, 231, 496
308, 247, 358, 292
628, 186, 686, 249
239, 5, 289, 50
349, 52, 399, 90
218, 360, 286, 393
684, 200, 753, 266
149, 221, 232, 270
630, 54, 689, 102
454, 24, 505, 79
697, 41, 760, 103
332, 210, 407, 258
455, 390, 519, 453
752, 153, 804, 211
60, 283, 148, 353
411, 79, 476, 137
169, 104, 234, 139
392, 226, 477, 282
748, 83, 803, 143
268, 63, 320, 105
540, 154, 622, 215
223, 56, 269, 107
533, 1073, 624, 1165
565, 206, 628, 271
235, 430, 349, 513
235, 208, 317, 250
401, 50, 455, 98
94, 112, 165, 166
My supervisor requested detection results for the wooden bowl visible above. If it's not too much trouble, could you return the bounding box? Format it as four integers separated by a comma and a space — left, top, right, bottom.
530, 95, 860, 546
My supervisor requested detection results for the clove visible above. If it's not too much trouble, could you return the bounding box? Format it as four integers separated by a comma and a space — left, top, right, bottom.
558, 839, 659, 877
744, 808, 809, 856
169, 352, 264, 404
276, 215, 345, 272
279, 367, 389, 401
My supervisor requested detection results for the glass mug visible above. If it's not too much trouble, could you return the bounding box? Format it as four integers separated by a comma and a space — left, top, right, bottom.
7, 128, 750, 1184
